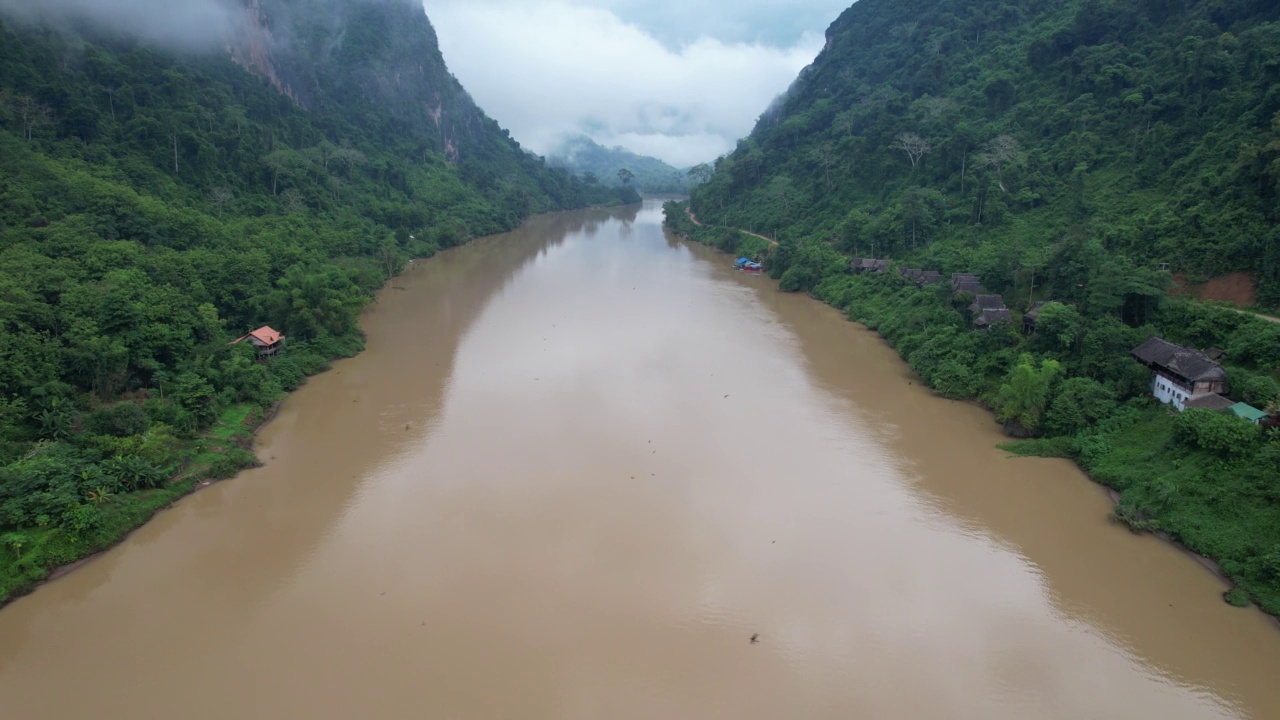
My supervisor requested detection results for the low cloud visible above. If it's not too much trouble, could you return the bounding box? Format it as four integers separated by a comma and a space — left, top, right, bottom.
426, 0, 829, 167
0, 0, 241, 49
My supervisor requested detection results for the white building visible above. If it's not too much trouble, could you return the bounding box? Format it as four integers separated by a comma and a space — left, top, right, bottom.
1131, 337, 1226, 411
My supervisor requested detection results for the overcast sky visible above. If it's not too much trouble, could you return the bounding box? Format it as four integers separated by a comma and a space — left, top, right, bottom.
424, 0, 851, 167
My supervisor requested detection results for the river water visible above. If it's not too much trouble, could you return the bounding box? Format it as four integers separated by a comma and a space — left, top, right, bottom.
0, 200, 1277, 718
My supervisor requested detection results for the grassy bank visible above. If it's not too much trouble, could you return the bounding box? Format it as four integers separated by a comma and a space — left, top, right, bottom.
664, 200, 1280, 617
0, 403, 263, 605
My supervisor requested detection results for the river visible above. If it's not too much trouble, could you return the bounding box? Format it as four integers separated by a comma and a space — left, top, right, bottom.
0, 200, 1277, 718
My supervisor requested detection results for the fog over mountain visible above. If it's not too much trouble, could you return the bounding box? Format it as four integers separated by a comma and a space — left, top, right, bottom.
426, 0, 846, 167
0, 0, 240, 49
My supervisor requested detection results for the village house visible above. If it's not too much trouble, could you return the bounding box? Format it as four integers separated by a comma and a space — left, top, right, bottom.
850, 258, 890, 273
1023, 301, 1048, 334
900, 268, 924, 282
968, 294, 1011, 329
232, 325, 286, 358
916, 270, 944, 287
951, 273, 984, 297
974, 308, 1013, 328
1130, 337, 1226, 411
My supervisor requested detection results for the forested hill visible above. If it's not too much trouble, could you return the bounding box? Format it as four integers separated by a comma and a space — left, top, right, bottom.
0, 0, 635, 595
548, 135, 695, 194
690, 0, 1280, 308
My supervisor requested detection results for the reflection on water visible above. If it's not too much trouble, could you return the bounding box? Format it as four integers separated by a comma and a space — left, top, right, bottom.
0, 200, 1276, 720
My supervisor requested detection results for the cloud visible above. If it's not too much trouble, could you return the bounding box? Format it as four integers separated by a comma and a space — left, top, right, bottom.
0, 0, 240, 50
425, 0, 831, 167
590, 0, 851, 47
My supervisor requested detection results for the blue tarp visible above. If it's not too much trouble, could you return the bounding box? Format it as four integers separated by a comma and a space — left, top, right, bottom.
735, 258, 749, 266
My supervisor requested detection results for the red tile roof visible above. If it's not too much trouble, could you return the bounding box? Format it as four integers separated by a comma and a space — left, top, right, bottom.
247, 326, 284, 346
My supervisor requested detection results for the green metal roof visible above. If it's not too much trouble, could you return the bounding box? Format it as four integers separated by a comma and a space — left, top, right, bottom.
1230, 402, 1267, 422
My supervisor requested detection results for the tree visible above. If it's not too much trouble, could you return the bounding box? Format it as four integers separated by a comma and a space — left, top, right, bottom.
1044, 377, 1116, 436
811, 144, 836, 187
766, 175, 799, 214
892, 132, 933, 170
280, 188, 307, 214
207, 187, 233, 218
582, 171, 599, 185
975, 135, 1023, 192
899, 187, 945, 248
995, 354, 1062, 436
687, 164, 713, 184
12, 94, 53, 141
617, 168, 635, 186
1031, 302, 1083, 352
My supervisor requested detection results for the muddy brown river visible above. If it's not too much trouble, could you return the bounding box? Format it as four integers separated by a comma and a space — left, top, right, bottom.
0, 200, 1277, 718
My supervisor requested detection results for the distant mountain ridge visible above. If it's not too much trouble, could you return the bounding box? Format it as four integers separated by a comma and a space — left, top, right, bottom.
548, 135, 695, 194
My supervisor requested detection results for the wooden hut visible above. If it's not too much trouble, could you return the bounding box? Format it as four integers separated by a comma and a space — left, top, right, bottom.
974, 308, 1013, 328
917, 270, 944, 287
1023, 301, 1049, 334
951, 273, 983, 297
233, 326, 286, 358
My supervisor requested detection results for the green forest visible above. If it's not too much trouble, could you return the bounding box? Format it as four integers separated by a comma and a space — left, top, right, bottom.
0, 3, 636, 603
670, 0, 1280, 614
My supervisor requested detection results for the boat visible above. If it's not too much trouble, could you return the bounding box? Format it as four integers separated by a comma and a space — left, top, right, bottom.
735, 257, 764, 274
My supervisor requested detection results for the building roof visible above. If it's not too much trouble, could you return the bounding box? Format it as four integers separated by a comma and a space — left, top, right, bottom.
1231, 402, 1267, 422
1131, 337, 1225, 382
974, 308, 1012, 327
969, 294, 1006, 311
1183, 393, 1235, 411
1024, 301, 1049, 321
870, 259, 891, 273
900, 268, 923, 280
952, 279, 984, 296
236, 325, 285, 347
917, 270, 943, 286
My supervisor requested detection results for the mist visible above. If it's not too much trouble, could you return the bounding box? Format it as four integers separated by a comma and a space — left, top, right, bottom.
0, 0, 241, 50
427, 0, 835, 167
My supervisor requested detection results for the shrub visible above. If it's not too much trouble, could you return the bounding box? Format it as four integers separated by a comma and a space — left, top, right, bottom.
1240, 375, 1280, 408
84, 402, 150, 437
1173, 408, 1260, 458
1045, 377, 1117, 436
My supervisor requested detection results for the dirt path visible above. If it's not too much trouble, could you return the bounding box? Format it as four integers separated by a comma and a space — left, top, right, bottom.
1235, 309, 1280, 324
687, 207, 777, 247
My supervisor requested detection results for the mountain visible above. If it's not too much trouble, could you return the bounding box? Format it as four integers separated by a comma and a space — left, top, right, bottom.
689, 0, 1280, 309
0, 0, 637, 601
548, 135, 695, 194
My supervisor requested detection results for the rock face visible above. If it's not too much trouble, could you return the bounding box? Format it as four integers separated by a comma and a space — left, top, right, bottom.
230, 0, 506, 163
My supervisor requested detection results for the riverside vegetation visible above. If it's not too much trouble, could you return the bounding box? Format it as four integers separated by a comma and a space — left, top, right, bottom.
666, 0, 1280, 615
0, 1, 639, 604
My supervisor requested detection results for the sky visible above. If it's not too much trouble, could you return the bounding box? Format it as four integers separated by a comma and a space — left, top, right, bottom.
424, 0, 851, 167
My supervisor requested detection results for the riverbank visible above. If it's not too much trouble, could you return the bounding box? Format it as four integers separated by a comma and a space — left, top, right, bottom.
0, 403, 265, 607
663, 200, 1280, 619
